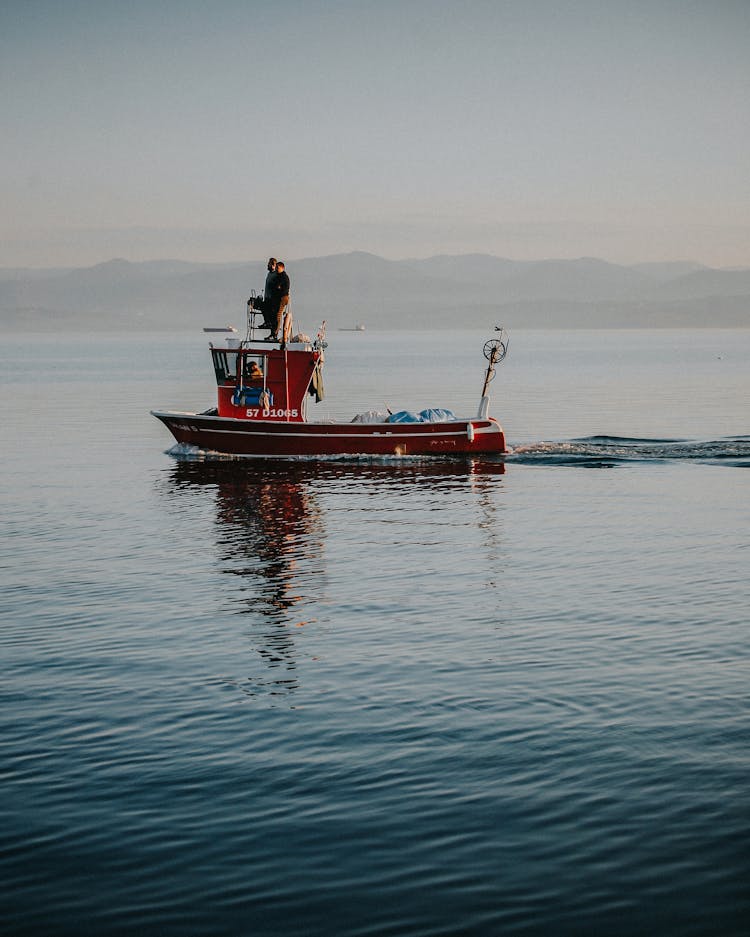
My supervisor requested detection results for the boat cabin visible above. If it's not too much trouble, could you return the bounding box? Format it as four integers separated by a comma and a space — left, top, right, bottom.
210, 339, 324, 422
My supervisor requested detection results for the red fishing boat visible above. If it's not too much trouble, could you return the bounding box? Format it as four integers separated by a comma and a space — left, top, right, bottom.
151, 305, 508, 458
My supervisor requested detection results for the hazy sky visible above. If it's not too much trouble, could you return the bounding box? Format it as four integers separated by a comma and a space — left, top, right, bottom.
2, 0, 749, 267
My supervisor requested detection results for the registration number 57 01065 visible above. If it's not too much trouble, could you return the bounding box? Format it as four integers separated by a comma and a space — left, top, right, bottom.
246, 408, 299, 418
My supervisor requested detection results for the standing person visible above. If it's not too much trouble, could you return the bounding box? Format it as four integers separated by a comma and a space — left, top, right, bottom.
274, 261, 290, 342
261, 257, 278, 331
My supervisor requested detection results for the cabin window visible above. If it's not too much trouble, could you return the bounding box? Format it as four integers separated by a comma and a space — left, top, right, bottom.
211, 349, 234, 383
211, 349, 266, 384
243, 356, 265, 383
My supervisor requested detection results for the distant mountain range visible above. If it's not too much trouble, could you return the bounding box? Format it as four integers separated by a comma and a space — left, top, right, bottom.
1, 252, 748, 331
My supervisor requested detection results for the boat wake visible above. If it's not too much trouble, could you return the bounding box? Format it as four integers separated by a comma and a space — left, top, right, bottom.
163, 442, 483, 465
167, 442, 237, 461
167, 436, 750, 468
507, 435, 750, 467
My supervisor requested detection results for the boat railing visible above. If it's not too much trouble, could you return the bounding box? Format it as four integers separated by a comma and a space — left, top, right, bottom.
245, 292, 266, 341
244, 292, 295, 344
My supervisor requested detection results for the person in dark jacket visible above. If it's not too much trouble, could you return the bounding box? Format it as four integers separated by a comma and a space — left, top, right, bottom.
261, 257, 278, 330
273, 261, 290, 341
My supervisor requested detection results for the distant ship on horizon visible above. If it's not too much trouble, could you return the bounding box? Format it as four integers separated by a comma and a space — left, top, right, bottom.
339, 324, 366, 331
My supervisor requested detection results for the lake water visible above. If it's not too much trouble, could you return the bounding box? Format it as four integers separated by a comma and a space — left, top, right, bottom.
1, 328, 748, 936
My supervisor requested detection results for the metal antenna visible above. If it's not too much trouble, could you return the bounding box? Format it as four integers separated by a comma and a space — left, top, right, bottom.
477, 327, 509, 418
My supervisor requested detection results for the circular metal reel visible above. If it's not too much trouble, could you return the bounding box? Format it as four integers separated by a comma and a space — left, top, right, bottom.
483, 336, 509, 362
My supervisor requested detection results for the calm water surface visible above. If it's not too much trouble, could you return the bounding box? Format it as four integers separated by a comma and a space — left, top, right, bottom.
1, 329, 748, 936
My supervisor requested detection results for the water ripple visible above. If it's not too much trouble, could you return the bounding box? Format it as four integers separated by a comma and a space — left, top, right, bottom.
509, 434, 750, 465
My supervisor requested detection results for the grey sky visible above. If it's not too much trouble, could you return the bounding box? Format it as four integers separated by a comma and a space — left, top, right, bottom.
2, 0, 749, 267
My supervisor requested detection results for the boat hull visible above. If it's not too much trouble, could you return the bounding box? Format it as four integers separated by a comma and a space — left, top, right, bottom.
151, 411, 506, 457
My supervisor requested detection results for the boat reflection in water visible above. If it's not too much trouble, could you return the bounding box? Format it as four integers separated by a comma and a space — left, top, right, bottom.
163, 455, 505, 697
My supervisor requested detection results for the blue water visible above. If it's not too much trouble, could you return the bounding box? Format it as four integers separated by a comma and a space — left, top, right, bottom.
1, 329, 749, 936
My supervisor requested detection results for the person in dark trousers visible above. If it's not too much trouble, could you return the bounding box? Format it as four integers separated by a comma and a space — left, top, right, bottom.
273, 261, 290, 341
262, 257, 278, 330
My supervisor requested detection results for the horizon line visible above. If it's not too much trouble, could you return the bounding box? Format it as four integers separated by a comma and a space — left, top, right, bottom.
3, 250, 744, 274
